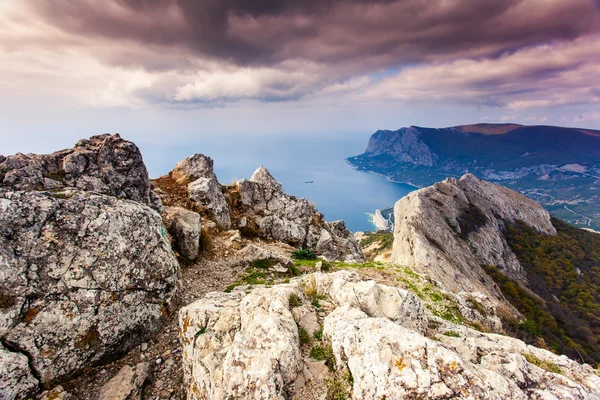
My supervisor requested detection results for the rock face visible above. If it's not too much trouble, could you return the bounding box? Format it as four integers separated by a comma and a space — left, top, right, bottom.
180, 271, 600, 400
365, 127, 437, 166
164, 206, 201, 260
234, 166, 364, 262
391, 173, 555, 302
0, 342, 39, 399
170, 154, 232, 229
0, 134, 162, 211
0, 189, 178, 390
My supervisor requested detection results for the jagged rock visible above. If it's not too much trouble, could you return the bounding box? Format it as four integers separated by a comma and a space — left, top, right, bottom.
39, 386, 72, 400
0, 342, 39, 400
234, 166, 364, 262
237, 243, 292, 265
163, 206, 201, 260
171, 154, 217, 184
0, 189, 178, 386
188, 177, 231, 229
391, 173, 556, 302
98, 362, 152, 400
0, 134, 162, 211
365, 126, 437, 166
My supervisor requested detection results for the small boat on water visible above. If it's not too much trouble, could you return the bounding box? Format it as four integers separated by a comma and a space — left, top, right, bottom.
305, 181, 314, 184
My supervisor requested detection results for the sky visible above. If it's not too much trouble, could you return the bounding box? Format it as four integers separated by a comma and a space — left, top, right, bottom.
1, 0, 600, 157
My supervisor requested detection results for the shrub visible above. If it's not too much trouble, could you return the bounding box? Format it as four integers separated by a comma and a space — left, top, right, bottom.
239, 225, 260, 239
310, 344, 336, 368
199, 227, 213, 252
313, 328, 323, 341
292, 248, 317, 260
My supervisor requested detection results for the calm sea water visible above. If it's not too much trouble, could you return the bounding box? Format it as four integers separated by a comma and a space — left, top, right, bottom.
140, 133, 414, 232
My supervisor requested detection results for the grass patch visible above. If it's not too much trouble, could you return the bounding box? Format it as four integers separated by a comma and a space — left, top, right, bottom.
289, 293, 301, 307
299, 327, 311, 345
310, 344, 336, 369
524, 353, 562, 374
313, 328, 323, 341
251, 258, 278, 269
239, 225, 260, 239
325, 373, 349, 400
199, 227, 213, 252
443, 331, 461, 338
359, 231, 393, 252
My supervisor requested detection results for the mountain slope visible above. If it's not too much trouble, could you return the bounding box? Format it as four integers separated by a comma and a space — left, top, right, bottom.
390, 173, 600, 364
349, 123, 600, 230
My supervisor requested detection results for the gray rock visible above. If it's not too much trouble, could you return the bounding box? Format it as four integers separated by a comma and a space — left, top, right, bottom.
391, 173, 556, 304
188, 177, 231, 229
365, 127, 437, 166
0, 342, 39, 400
0, 190, 178, 385
98, 362, 152, 400
0, 134, 162, 211
164, 206, 201, 259
171, 154, 217, 184
235, 166, 364, 261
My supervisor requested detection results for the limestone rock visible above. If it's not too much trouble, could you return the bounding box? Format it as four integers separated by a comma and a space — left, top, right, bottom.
391, 173, 556, 303
164, 206, 201, 260
292, 306, 319, 336
171, 154, 217, 184
188, 177, 231, 229
234, 166, 364, 261
0, 342, 39, 400
98, 363, 152, 400
0, 189, 178, 385
0, 134, 162, 211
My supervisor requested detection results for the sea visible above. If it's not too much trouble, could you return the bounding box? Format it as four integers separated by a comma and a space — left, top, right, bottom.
141, 132, 415, 232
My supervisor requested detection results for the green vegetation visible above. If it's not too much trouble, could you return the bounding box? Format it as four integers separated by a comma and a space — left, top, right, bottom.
523, 353, 562, 374
489, 217, 600, 363
299, 327, 311, 345
456, 203, 488, 239
288, 293, 301, 307
310, 343, 336, 368
251, 258, 278, 269
292, 248, 317, 260
313, 328, 323, 341
359, 231, 394, 251
443, 331, 461, 338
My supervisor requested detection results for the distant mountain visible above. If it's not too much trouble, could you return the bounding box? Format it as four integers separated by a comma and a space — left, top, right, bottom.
348, 123, 600, 230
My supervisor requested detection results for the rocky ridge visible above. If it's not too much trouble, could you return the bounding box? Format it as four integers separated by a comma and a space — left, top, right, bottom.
391, 173, 555, 305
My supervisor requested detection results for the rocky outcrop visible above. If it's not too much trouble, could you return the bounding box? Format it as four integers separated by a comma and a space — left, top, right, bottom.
167, 154, 232, 229
391, 173, 555, 302
0, 189, 179, 391
365, 127, 437, 166
179, 271, 426, 399
180, 271, 600, 399
234, 166, 364, 262
0, 134, 162, 211
164, 206, 201, 260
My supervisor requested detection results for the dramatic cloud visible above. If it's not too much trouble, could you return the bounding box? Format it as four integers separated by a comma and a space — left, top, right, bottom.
1, 0, 599, 109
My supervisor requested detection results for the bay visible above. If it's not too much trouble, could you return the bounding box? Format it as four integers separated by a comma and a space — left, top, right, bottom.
140, 133, 415, 232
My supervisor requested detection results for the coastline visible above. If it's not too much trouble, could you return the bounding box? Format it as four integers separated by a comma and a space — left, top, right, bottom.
344, 158, 422, 189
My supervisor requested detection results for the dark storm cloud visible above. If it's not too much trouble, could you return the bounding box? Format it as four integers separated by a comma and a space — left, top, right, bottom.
29, 0, 600, 70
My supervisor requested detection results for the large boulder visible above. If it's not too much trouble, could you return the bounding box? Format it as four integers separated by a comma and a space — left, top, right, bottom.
188, 177, 231, 229
163, 206, 201, 260
0, 134, 162, 211
234, 166, 364, 262
0, 189, 179, 389
391, 173, 556, 301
